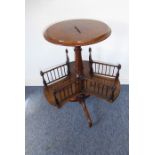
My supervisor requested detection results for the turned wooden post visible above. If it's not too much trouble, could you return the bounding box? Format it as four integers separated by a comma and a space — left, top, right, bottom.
116, 64, 121, 80
74, 46, 85, 92
53, 91, 60, 108
74, 46, 83, 78
111, 64, 121, 101
89, 47, 93, 76
66, 49, 70, 74
40, 71, 47, 87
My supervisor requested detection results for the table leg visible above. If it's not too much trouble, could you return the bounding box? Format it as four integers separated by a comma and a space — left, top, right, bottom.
80, 100, 93, 128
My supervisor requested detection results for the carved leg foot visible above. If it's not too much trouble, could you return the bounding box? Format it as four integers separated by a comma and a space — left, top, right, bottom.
80, 100, 93, 128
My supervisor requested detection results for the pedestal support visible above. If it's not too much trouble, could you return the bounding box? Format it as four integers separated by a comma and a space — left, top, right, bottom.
74, 46, 93, 127
74, 46, 83, 78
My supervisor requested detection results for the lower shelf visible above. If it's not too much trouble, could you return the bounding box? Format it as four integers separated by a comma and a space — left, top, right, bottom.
44, 76, 120, 107
42, 60, 121, 107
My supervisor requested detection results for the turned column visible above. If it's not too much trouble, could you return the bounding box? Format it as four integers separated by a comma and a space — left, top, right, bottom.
74, 46, 83, 78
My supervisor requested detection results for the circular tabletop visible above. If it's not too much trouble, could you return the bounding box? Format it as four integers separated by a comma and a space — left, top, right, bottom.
44, 19, 111, 46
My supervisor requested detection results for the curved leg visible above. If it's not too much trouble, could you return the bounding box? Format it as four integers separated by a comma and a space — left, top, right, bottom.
80, 100, 93, 128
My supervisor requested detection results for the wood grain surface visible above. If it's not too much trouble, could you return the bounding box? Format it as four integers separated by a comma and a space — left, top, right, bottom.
44, 19, 111, 46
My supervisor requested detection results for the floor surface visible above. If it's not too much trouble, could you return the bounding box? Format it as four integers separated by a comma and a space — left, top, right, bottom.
25, 85, 129, 155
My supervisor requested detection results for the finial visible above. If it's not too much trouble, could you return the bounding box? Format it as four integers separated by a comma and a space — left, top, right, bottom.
40, 71, 47, 87
89, 47, 92, 62
66, 49, 69, 63
118, 64, 121, 69
116, 64, 121, 79
66, 49, 68, 54
40, 71, 44, 76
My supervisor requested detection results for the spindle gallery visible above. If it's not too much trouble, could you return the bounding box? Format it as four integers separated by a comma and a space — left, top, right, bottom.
40, 19, 121, 127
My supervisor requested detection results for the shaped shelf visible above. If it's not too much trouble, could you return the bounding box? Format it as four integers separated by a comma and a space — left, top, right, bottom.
40, 49, 121, 108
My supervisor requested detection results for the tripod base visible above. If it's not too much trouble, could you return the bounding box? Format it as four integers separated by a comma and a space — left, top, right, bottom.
69, 93, 93, 127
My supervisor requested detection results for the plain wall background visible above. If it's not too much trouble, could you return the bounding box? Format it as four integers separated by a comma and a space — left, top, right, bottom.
25, 0, 128, 86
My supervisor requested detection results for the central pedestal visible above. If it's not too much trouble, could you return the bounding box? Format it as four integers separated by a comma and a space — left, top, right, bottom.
74, 46, 83, 78
72, 46, 93, 127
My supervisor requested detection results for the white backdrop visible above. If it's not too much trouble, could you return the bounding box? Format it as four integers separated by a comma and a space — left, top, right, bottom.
25, 0, 128, 85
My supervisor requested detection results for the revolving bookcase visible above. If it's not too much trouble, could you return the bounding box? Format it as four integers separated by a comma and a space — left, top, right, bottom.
40, 19, 121, 127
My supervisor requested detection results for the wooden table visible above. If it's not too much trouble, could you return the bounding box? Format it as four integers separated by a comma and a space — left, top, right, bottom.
40, 19, 121, 127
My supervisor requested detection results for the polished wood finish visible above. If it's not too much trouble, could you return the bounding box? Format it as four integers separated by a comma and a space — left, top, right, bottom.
42, 59, 121, 105
41, 54, 121, 127
74, 46, 83, 78
41, 19, 121, 128
44, 19, 111, 46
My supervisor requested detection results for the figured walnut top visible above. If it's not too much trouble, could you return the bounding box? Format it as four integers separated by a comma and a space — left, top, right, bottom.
44, 19, 111, 46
